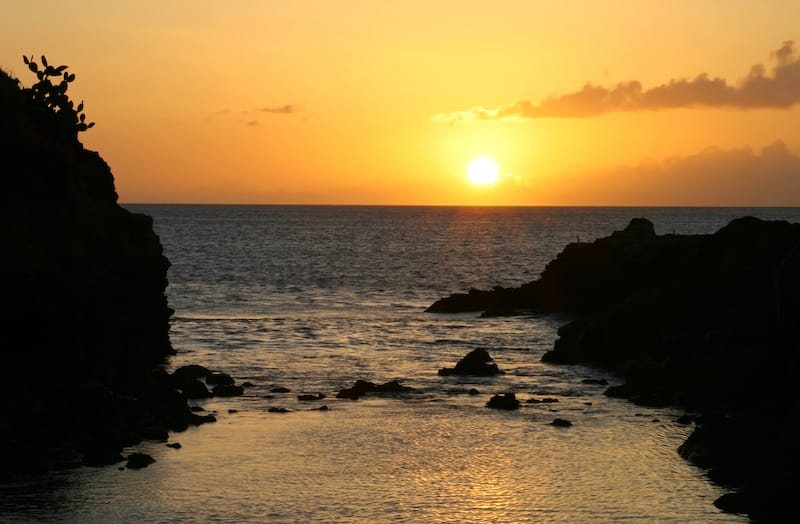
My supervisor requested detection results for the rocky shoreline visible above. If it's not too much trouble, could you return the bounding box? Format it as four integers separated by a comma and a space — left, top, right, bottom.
428, 216, 800, 521
1, 67, 218, 474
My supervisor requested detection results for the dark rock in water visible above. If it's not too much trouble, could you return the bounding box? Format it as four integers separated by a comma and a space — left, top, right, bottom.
268, 407, 290, 413
426, 287, 505, 313
242, 382, 255, 387
336, 380, 379, 399
179, 379, 212, 399
581, 378, 608, 386
313, 405, 330, 411
125, 453, 156, 470
228, 409, 238, 414
374, 380, 413, 393
479, 307, 518, 318
170, 365, 211, 385
676, 414, 693, 425
212, 384, 244, 397
191, 414, 217, 424
550, 418, 573, 427
446, 387, 482, 395
438, 348, 504, 376
336, 379, 413, 400
297, 393, 326, 401
190, 405, 206, 412
166, 442, 182, 449
270, 387, 291, 393
206, 372, 235, 386
486, 393, 520, 410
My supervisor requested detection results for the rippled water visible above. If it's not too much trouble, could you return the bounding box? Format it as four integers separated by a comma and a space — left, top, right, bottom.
5, 205, 797, 523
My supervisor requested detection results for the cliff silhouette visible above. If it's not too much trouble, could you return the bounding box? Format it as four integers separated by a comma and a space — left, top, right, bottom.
0, 66, 211, 473
429, 216, 800, 521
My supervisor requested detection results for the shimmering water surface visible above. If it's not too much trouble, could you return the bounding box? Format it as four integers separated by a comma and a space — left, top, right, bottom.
5, 206, 798, 523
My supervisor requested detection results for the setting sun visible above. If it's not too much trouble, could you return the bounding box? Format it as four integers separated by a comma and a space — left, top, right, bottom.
467, 157, 499, 185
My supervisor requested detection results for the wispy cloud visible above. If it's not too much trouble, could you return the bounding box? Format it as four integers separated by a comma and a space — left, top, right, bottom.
431, 41, 800, 123
206, 103, 301, 127
261, 104, 298, 114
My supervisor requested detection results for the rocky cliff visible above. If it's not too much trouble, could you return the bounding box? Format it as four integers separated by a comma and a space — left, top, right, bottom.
0, 67, 210, 473
429, 216, 800, 521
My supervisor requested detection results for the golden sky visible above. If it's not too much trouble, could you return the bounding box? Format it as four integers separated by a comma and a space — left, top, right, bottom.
3, 1, 800, 205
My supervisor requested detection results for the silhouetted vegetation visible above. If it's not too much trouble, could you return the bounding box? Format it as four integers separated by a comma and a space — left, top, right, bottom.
21, 54, 94, 137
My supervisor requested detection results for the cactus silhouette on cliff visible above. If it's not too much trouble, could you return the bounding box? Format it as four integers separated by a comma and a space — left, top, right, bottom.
22, 54, 94, 134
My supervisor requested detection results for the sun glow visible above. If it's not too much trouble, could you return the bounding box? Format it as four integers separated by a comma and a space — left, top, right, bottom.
467, 157, 500, 185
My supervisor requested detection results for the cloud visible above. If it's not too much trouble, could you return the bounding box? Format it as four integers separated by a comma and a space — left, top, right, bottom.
431, 42, 800, 123
261, 104, 298, 114
533, 141, 800, 206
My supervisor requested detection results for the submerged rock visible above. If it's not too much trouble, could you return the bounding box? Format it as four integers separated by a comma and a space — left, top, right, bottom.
297, 393, 326, 401
438, 349, 504, 376
550, 418, 573, 427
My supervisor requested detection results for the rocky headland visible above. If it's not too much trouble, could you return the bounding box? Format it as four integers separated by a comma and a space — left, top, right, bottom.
428, 216, 800, 521
0, 65, 215, 474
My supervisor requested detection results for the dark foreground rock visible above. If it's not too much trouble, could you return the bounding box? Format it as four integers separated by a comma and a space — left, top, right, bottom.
438, 348, 504, 376
0, 67, 212, 476
429, 216, 800, 521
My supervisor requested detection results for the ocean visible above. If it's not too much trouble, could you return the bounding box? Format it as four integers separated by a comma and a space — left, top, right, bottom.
4, 205, 798, 523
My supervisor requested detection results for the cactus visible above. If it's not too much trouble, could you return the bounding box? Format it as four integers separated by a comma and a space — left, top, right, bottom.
21, 54, 94, 135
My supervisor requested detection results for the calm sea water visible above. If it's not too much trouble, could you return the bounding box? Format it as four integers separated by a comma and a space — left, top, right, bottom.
4, 206, 798, 523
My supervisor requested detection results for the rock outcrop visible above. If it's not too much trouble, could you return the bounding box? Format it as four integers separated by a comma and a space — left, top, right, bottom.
0, 68, 211, 475
429, 216, 800, 521
335, 380, 413, 400
438, 348, 504, 376
486, 393, 520, 410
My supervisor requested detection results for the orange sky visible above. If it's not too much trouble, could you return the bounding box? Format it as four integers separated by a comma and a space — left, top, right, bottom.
3, 1, 800, 205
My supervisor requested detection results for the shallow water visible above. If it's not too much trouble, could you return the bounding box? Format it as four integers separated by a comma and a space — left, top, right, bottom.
6, 205, 796, 523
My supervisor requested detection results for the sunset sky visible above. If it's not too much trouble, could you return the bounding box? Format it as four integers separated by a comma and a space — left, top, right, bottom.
3, 1, 800, 205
